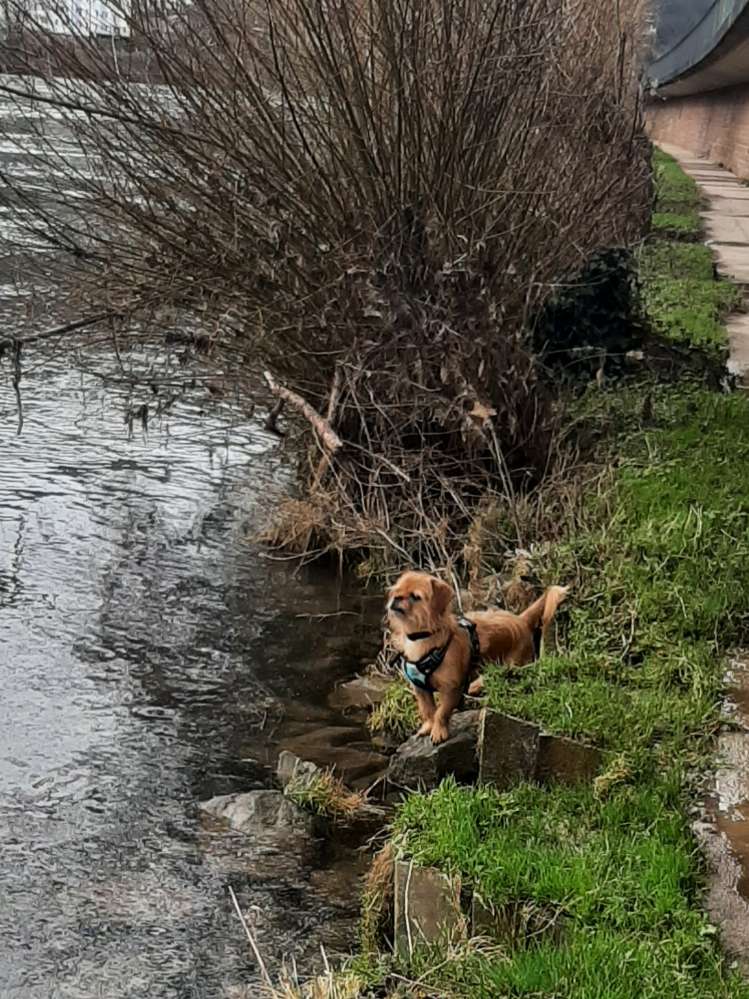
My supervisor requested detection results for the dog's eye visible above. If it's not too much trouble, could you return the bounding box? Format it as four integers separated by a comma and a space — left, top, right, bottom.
410, 593, 421, 602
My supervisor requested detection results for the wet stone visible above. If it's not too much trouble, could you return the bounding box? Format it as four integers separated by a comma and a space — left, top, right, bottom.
279, 725, 389, 787
393, 861, 464, 958
199, 789, 314, 837
328, 674, 392, 712
282, 725, 371, 749
387, 711, 481, 790
276, 749, 321, 789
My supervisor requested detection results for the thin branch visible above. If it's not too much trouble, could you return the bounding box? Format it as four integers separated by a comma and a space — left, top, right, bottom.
263, 370, 344, 453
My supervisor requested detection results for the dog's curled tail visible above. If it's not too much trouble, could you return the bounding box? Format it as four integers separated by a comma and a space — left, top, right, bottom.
520, 585, 570, 638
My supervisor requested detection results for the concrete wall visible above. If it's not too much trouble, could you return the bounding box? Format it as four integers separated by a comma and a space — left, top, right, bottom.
648, 85, 749, 179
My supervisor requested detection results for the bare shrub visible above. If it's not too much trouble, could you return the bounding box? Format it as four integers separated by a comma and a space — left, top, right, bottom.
0, 0, 651, 571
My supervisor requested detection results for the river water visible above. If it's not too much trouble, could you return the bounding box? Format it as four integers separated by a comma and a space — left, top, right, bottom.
0, 82, 381, 998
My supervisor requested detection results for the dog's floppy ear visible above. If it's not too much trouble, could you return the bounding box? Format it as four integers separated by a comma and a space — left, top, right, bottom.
431, 577, 455, 616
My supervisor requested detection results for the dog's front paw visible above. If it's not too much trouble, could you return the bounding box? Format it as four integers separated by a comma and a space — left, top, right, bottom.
417, 720, 433, 737
430, 723, 449, 744
467, 676, 485, 697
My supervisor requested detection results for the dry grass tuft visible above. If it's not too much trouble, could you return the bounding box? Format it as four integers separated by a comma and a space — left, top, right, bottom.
284, 768, 367, 823
593, 754, 635, 801
262, 969, 366, 999
360, 842, 395, 955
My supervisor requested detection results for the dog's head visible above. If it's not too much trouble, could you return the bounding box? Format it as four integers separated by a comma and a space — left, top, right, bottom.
386, 571, 455, 635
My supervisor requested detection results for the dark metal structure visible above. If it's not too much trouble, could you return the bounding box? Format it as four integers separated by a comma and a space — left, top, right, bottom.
649, 0, 749, 96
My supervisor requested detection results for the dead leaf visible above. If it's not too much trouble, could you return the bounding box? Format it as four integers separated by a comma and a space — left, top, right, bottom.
467, 400, 497, 426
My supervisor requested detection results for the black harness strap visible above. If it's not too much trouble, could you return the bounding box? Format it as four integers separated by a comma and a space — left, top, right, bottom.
458, 616, 481, 673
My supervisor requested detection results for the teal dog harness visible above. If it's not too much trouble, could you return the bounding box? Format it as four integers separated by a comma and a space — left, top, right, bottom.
399, 618, 481, 693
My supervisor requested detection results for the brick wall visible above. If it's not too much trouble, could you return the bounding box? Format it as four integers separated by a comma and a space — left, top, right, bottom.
647, 84, 749, 179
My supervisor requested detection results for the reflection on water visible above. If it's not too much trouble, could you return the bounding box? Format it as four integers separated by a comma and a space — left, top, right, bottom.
0, 357, 379, 997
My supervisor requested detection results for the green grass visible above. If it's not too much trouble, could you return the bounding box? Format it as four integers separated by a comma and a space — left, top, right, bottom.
652, 148, 702, 239
391, 778, 746, 998
640, 153, 742, 350
654, 149, 701, 210
652, 210, 702, 238
354, 148, 749, 998
486, 387, 749, 755
379, 387, 749, 997
639, 242, 715, 282
398, 928, 740, 999
392, 782, 738, 997
367, 674, 419, 741
483, 652, 714, 756
640, 267, 740, 349
394, 779, 694, 926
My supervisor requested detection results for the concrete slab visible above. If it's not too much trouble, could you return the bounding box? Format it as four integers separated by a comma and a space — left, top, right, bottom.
657, 142, 749, 380
704, 217, 749, 244
711, 245, 749, 286
393, 861, 464, 958
693, 656, 749, 974
726, 314, 749, 378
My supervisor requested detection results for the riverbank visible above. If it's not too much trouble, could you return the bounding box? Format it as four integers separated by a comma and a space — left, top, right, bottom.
315, 151, 749, 997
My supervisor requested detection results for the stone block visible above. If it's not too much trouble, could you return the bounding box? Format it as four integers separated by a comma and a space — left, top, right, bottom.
387, 710, 480, 790
537, 733, 601, 785
479, 710, 601, 788
478, 710, 540, 788
393, 861, 463, 958
471, 895, 566, 947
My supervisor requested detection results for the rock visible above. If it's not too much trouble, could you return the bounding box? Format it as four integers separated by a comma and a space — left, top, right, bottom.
283, 725, 371, 750
276, 749, 321, 789
471, 896, 566, 946
279, 725, 389, 786
479, 711, 601, 788
393, 861, 464, 958
387, 711, 481, 790
478, 711, 540, 789
328, 674, 392, 712
537, 733, 602, 785
199, 790, 314, 837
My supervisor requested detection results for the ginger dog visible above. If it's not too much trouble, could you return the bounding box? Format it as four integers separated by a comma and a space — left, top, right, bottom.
386, 570, 568, 744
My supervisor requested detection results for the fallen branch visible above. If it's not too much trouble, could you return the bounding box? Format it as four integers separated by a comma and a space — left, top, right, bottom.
263, 370, 343, 453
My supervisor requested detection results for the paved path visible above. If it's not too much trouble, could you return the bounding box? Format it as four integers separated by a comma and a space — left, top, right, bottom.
659, 147, 749, 972
659, 142, 749, 379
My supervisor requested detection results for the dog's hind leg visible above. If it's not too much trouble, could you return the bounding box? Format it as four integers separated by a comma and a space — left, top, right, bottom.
414, 688, 436, 736
467, 675, 484, 696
